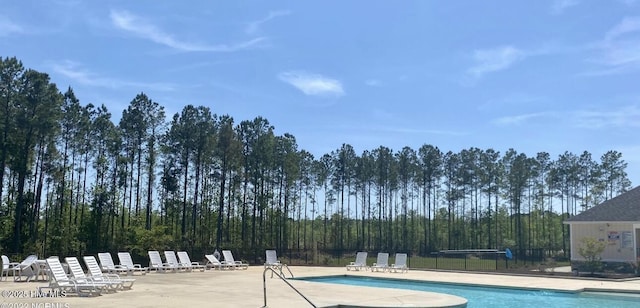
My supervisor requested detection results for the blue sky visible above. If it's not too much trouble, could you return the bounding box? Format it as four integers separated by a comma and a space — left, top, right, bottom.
1, 0, 639, 185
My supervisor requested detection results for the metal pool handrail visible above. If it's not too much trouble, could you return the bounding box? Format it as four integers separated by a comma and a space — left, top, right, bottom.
262, 267, 316, 308
266, 262, 294, 279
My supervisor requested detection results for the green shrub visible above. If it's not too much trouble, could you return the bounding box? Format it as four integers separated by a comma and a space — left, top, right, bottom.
577, 237, 605, 275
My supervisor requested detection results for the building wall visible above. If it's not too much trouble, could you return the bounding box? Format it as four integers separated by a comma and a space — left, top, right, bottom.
569, 222, 636, 262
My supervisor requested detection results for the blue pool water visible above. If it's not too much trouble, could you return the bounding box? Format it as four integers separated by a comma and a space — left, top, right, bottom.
299, 276, 640, 307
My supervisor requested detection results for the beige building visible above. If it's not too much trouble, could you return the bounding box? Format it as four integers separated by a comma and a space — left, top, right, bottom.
564, 186, 640, 273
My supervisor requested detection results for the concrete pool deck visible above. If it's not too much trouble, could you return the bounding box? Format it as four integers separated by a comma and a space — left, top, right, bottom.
1, 266, 640, 307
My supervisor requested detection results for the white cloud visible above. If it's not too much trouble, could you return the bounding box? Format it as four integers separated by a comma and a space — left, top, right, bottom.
585, 17, 640, 75
365, 79, 382, 87
493, 105, 640, 128
618, 0, 639, 5
245, 10, 291, 34
0, 15, 22, 36
573, 105, 640, 128
494, 105, 640, 128
550, 0, 581, 15
110, 10, 266, 52
605, 17, 640, 41
278, 71, 344, 97
492, 112, 552, 125
467, 46, 526, 77
600, 40, 640, 67
51, 60, 176, 91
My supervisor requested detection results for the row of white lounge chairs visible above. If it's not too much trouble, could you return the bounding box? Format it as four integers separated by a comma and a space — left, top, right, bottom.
50, 256, 136, 296
0, 256, 136, 297
95, 250, 249, 274
346, 252, 408, 273
1, 254, 39, 281
2, 250, 250, 281
1, 250, 250, 296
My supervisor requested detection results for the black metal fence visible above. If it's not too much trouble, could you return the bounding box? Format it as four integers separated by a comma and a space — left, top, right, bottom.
267, 248, 556, 272
0, 246, 570, 274
428, 250, 510, 271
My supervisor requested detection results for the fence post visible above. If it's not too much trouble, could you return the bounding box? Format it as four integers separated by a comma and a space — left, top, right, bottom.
313, 241, 318, 265
464, 254, 467, 270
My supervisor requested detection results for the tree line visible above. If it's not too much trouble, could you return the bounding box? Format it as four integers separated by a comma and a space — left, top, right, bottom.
0, 56, 632, 261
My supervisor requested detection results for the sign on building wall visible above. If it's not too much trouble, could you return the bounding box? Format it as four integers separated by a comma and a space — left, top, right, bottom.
607, 231, 620, 245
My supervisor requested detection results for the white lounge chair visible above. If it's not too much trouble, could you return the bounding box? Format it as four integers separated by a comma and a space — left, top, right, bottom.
1, 255, 20, 281
83, 256, 135, 290
13, 254, 38, 281
177, 251, 206, 272
264, 250, 281, 269
205, 254, 232, 270
148, 250, 175, 273
222, 250, 249, 270
164, 251, 189, 272
371, 252, 389, 272
264, 250, 293, 278
346, 251, 369, 271
39, 257, 103, 297
65, 257, 115, 292
390, 253, 409, 273
97, 252, 132, 276
117, 252, 148, 275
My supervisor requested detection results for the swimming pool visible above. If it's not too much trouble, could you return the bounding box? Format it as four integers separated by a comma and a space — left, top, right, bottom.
299, 276, 640, 307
